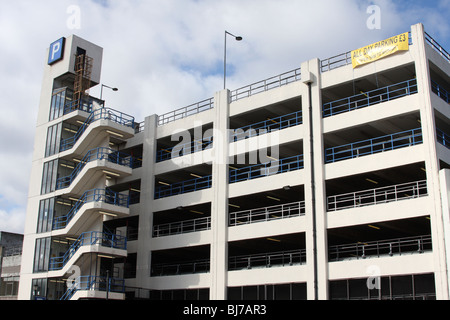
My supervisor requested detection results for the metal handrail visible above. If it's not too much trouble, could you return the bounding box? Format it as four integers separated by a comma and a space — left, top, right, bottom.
61, 275, 125, 300
154, 175, 212, 199
52, 188, 129, 230
56, 147, 133, 190
157, 97, 214, 126
425, 32, 450, 63
60, 107, 135, 152
228, 249, 306, 271
231, 110, 303, 142
327, 180, 428, 212
229, 201, 305, 226
329, 235, 432, 262
49, 231, 127, 271
156, 136, 213, 163
431, 80, 450, 103
230, 68, 301, 102
151, 259, 210, 277
325, 128, 423, 163
437, 128, 450, 149
323, 79, 418, 118
153, 216, 211, 237
229, 154, 304, 184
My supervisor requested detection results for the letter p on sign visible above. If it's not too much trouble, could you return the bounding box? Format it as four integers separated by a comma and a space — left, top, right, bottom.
48, 37, 66, 65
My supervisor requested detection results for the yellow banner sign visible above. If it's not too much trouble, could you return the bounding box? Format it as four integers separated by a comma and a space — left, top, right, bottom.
351, 32, 409, 68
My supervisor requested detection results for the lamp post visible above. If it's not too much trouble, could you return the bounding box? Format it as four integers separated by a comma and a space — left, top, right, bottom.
224, 31, 243, 89
100, 84, 118, 100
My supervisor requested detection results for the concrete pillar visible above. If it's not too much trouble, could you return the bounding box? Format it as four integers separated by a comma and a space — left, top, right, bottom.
210, 89, 230, 300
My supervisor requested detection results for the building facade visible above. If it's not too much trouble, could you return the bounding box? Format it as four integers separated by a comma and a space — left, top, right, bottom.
18, 23, 450, 300
0, 232, 23, 300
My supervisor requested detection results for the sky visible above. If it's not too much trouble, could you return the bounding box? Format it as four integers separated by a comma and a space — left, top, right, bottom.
0, 0, 449, 234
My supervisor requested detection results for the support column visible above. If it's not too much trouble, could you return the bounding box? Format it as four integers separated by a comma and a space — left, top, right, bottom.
210, 89, 230, 300
302, 58, 329, 300
136, 114, 158, 295
412, 22, 449, 300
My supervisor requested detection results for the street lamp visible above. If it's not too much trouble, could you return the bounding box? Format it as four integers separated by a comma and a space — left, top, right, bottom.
100, 84, 118, 100
224, 31, 243, 89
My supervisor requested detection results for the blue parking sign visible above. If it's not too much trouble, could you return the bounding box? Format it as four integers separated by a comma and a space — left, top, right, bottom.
48, 37, 65, 65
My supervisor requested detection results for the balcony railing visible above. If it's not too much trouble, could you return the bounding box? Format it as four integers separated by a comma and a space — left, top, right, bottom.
52, 188, 129, 230
325, 128, 423, 164
437, 128, 450, 149
231, 110, 303, 142
229, 201, 305, 227
327, 180, 428, 212
323, 79, 418, 118
56, 147, 133, 190
229, 155, 304, 184
49, 231, 127, 271
230, 68, 302, 102
61, 275, 125, 300
431, 80, 450, 103
328, 235, 432, 262
151, 259, 210, 277
155, 175, 212, 199
157, 98, 214, 126
228, 249, 306, 271
60, 107, 135, 152
153, 216, 211, 237
156, 136, 213, 163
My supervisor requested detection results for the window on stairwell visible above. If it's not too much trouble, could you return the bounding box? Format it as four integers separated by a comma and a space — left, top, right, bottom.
36, 198, 55, 234
33, 237, 51, 273
45, 123, 62, 157
41, 160, 58, 195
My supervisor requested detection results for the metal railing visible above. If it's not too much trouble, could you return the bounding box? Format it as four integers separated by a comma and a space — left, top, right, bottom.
153, 216, 211, 237
229, 154, 304, 184
328, 235, 432, 262
52, 188, 129, 230
156, 136, 213, 163
63, 98, 94, 115
323, 79, 418, 118
431, 80, 450, 103
154, 175, 212, 199
49, 231, 127, 271
61, 275, 125, 300
425, 32, 450, 63
151, 259, 210, 277
327, 180, 427, 212
230, 68, 301, 102
60, 107, 135, 152
231, 110, 303, 142
437, 128, 450, 149
56, 147, 133, 190
157, 98, 214, 126
228, 249, 306, 271
325, 128, 423, 164
229, 201, 305, 227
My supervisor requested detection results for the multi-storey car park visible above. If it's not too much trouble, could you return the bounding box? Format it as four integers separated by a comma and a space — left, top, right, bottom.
17, 23, 450, 300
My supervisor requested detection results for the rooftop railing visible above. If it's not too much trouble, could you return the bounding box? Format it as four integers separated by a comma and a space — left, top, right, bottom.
52, 188, 129, 230
229, 154, 304, 184
61, 275, 125, 300
325, 128, 423, 164
153, 216, 211, 238
323, 79, 418, 118
49, 231, 127, 271
229, 201, 305, 227
228, 249, 306, 271
60, 107, 135, 152
425, 32, 450, 63
328, 234, 432, 262
56, 147, 133, 190
154, 175, 212, 199
327, 180, 427, 212
230, 68, 302, 102
157, 98, 214, 126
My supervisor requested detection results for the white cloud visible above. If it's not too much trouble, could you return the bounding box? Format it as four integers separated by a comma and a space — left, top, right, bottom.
0, 0, 449, 234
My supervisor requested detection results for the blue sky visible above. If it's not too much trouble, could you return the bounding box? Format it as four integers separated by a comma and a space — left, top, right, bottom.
0, 0, 449, 234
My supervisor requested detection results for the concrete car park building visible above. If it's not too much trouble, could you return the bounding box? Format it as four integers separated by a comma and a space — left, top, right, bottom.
18, 23, 450, 300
